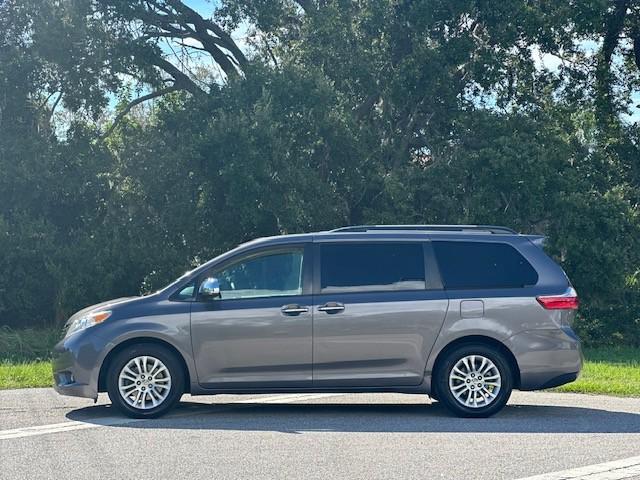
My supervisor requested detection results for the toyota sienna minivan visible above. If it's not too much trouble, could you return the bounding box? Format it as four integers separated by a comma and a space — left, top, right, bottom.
52, 225, 582, 418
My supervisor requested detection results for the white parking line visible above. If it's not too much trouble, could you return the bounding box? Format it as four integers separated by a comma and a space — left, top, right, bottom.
0, 417, 145, 440
516, 455, 640, 480
0, 393, 343, 441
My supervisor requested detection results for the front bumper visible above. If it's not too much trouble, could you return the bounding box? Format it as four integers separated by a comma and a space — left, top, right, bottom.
507, 327, 583, 391
51, 331, 103, 400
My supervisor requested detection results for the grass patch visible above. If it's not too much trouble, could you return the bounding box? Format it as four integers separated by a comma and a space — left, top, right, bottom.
0, 326, 59, 389
554, 347, 640, 397
0, 361, 52, 389
0, 326, 638, 394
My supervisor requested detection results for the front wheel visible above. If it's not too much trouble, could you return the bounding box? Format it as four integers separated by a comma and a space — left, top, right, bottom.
106, 344, 184, 418
435, 344, 513, 418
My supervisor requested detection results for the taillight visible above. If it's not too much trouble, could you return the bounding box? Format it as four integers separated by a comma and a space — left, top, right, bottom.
536, 289, 579, 310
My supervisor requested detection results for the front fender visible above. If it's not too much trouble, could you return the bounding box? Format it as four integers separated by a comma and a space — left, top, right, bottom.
93, 301, 196, 392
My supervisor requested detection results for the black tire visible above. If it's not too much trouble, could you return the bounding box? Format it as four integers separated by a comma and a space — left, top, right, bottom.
106, 343, 184, 419
435, 343, 513, 418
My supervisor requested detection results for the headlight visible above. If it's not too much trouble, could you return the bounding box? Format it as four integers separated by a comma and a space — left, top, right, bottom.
65, 310, 112, 337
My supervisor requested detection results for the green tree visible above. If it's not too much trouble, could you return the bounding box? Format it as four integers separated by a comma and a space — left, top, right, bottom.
1, 0, 639, 345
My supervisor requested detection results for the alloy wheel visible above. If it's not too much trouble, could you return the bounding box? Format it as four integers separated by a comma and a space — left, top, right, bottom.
117, 355, 172, 410
448, 354, 502, 408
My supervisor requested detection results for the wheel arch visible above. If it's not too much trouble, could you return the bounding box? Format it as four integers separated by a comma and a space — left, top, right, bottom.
430, 335, 521, 395
98, 337, 191, 393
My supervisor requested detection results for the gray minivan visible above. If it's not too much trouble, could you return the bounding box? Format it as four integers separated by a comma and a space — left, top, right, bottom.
52, 225, 582, 418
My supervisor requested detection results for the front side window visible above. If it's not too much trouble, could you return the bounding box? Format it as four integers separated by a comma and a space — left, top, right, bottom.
211, 249, 304, 300
433, 241, 538, 289
320, 243, 426, 293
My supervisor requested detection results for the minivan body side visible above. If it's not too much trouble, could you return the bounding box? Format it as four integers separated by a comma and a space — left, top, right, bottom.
52, 229, 582, 406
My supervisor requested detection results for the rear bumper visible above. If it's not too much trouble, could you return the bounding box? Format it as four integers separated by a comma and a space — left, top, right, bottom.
51, 332, 101, 400
507, 327, 583, 391
537, 371, 579, 389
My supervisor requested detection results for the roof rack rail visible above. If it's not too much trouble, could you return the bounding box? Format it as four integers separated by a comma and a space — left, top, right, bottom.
330, 225, 518, 234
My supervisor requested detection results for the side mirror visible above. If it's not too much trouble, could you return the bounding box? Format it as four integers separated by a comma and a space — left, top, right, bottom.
198, 277, 221, 299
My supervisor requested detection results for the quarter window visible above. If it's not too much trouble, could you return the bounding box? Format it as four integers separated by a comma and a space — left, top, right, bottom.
175, 283, 196, 300
432, 241, 538, 289
320, 243, 426, 293
211, 249, 304, 300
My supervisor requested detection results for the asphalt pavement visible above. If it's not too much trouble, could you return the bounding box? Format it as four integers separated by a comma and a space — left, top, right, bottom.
1, 388, 639, 479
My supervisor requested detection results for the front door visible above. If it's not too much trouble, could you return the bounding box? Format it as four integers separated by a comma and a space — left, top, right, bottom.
191, 244, 313, 389
312, 241, 449, 387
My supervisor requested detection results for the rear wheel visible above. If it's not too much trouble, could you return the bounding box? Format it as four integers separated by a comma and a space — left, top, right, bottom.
435, 343, 513, 418
107, 344, 184, 418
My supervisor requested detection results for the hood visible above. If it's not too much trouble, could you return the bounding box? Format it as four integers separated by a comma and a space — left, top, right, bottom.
64, 296, 141, 328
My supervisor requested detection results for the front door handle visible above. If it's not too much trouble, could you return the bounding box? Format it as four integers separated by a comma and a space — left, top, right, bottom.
318, 302, 345, 314
281, 304, 309, 316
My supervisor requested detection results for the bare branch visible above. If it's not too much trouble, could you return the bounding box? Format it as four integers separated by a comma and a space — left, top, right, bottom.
391, 99, 430, 170
632, 9, 640, 70
602, 0, 629, 65
354, 94, 379, 119
148, 54, 206, 95
49, 92, 63, 121
37, 91, 58, 111
142, 31, 192, 40
175, 41, 207, 52
596, 0, 630, 119
136, 8, 193, 35
293, 0, 315, 13
263, 37, 279, 67
136, 1, 245, 79
164, 0, 248, 67
100, 86, 180, 140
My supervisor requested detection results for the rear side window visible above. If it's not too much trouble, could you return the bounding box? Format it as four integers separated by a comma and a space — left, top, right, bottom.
433, 241, 538, 289
320, 243, 425, 293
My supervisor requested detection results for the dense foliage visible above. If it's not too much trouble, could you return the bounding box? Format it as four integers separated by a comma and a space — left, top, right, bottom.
1, 0, 639, 345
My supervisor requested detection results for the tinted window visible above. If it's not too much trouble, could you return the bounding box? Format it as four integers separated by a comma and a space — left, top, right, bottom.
212, 249, 304, 299
433, 241, 538, 289
320, 243, 425, 293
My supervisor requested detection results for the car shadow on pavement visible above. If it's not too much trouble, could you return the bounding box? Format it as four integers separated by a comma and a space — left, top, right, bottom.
67, 401, 640, 434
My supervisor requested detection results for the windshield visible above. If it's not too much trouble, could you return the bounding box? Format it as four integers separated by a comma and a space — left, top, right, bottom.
155, 266, 200, 294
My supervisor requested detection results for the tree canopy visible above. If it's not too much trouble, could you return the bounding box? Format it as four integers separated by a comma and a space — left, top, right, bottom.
1, 0, 639, 344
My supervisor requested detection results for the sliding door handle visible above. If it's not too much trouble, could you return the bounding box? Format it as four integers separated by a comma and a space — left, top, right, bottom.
318, 302, 345, 314
281, 304, 309, 315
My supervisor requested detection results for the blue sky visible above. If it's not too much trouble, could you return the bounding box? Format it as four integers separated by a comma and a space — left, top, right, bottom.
184, 0, 216, 14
